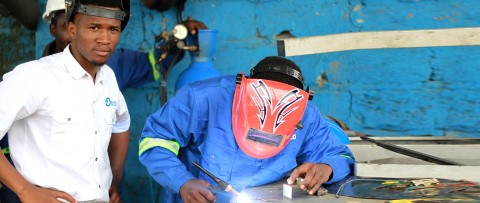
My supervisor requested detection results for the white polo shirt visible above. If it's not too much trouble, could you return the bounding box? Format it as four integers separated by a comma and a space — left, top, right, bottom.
0, 46, 130, 202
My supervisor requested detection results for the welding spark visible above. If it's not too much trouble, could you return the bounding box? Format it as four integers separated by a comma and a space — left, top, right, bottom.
231, 192, 252, 203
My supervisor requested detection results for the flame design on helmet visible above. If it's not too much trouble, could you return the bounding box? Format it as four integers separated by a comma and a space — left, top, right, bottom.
250, 80, 304, 133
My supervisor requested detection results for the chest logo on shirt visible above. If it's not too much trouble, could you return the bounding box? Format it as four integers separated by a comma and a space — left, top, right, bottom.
105, 97, 117, 107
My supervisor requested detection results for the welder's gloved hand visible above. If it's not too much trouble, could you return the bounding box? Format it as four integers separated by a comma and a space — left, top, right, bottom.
180, 179, 216, 203
287, 162, 333, 195
182, 18, 208, 35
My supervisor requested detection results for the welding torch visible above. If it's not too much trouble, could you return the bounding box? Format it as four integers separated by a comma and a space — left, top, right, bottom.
191, 161, 240, 196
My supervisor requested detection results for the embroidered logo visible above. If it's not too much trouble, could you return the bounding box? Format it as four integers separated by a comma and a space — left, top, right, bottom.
105, 97, 117, 107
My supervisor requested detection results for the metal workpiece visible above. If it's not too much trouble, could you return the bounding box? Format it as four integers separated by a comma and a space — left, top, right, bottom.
283, 177, 328, 199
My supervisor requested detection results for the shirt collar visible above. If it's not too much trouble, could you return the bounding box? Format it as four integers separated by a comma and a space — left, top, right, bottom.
96, 65, 106, 84
62, 45, 106, 83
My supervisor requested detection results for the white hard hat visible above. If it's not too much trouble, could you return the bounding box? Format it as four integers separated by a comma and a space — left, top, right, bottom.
42, 0, 65, 24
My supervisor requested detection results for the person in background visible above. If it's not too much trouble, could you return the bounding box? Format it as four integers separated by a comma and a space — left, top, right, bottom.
139, 56, 355, 203
0, 0, 131, 202
41, 0, 207, 92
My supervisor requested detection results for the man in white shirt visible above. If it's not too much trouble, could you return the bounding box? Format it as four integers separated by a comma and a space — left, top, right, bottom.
0, 0, 131, 202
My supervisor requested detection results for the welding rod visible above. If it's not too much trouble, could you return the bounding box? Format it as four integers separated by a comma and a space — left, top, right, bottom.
191, 161, 240, 196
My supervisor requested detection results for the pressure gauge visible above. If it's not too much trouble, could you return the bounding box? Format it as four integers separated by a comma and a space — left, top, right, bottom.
173, 24, 188, 40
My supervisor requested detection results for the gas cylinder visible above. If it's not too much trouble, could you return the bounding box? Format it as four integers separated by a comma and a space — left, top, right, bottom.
175, 29, 221, 91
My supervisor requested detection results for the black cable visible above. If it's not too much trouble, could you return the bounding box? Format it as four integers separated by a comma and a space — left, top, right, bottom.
176, 0, 187, 23
360, 136, 463, 166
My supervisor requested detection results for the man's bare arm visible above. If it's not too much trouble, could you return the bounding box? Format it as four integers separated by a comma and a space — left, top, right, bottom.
0, 148, 76, 202
108, 130, 130, 202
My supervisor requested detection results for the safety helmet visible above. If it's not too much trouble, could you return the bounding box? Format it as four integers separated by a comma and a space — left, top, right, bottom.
65, 0, 130, 31
43, 0, 66, 24
232, 58, 314, 159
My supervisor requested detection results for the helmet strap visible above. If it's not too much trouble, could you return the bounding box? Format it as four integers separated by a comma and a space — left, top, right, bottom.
250, 65, 304, 87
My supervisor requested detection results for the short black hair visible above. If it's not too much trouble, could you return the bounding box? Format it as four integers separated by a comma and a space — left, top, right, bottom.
250, 56, 304, 89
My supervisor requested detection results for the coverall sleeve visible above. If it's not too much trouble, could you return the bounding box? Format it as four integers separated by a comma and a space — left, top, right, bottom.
107, 47, 185, 92
107, 48, 157, 92
138, 86, 199, 193
297, 105, 355, 184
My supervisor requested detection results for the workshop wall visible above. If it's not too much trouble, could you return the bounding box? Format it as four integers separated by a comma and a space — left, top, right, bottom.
0, 16, 35, 79
26, 0, 480, 202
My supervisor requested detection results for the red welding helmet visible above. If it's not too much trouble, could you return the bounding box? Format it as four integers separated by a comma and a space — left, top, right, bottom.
232, 73, 311, 159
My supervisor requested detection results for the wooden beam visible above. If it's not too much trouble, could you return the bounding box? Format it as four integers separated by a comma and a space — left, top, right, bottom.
277, 27, 480, 56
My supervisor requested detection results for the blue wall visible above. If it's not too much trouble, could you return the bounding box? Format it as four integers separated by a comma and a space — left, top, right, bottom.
0, 16, 36, 77
22, 0, 480, 201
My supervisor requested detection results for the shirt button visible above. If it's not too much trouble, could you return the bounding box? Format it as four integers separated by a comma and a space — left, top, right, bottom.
67, 118, 71, 121
95, 157, 98, 161
99, 185, 101, 189
95, 131, 97, 134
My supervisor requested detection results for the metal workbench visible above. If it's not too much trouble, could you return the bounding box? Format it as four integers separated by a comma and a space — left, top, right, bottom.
228, 180, 386, 203
220, 137, 480, 202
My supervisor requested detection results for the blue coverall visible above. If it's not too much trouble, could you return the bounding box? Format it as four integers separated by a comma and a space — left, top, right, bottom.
138, 75, 355, 203
107, 48, 183, 92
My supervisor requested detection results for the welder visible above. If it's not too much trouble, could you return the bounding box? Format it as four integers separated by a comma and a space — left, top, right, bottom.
139, 56, 355, 203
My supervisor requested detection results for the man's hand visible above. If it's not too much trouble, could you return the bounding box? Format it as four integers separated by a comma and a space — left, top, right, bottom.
18, 185, 76, 203
182, 19, 208, 35
179, 179, 216, 203
287, 162, 333, 195
109, 184, 121, 203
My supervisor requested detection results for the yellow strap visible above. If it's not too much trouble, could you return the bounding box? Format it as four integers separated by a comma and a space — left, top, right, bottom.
148, 49, 160, 81
139, 137, 180, 156
2, 147, 9, 154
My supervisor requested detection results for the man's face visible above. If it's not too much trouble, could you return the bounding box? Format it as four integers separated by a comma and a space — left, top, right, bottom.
68, 12, 121, 67
50, 12, 71, 52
